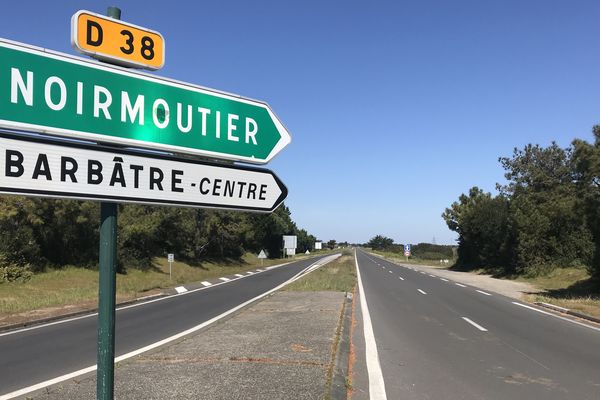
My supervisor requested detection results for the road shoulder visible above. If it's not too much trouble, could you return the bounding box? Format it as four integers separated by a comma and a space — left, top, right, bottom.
25, 291, 347, 400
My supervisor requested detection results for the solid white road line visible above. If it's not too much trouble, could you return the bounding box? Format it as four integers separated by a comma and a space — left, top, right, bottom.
440, 278, 449, 282
462, 317, 488, 332
219, 277, 231, 282
399, 277, 404, 281
0, 255, 342, 400
174, 286, 187, 294
512, 302, 600, 332
201, 281, 212, 287
355, 253, 388, 400
476, 290, 492, 296
418, 289, 427, 295
455, 283, 467, 288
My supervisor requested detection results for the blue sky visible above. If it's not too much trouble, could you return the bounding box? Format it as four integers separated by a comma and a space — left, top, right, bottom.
3, 0, 600, 244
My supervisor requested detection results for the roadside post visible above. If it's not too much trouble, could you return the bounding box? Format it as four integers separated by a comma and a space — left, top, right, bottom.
168, 253, 174, 280
96, 8, 121, 400
258, 250, 267, 266
404, 244, 411, 262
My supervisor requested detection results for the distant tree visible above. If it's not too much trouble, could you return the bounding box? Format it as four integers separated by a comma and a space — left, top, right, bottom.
573, 126, 600, 281
327, 240, 337, 249
367, 235, 394, 250
443, 187, 513, 271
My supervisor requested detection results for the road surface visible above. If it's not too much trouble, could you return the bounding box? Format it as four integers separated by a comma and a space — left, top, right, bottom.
355, 249, 600, 400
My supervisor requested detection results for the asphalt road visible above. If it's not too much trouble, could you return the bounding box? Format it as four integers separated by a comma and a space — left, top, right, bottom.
355, 249, 600, 400
0, 255, 331, 397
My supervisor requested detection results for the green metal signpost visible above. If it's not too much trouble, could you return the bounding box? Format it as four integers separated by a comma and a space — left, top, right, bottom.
0, 37, 291, 164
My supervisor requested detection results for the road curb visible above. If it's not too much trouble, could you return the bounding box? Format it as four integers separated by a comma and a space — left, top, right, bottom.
534, 302, 600, 325
329, 291, 353, 400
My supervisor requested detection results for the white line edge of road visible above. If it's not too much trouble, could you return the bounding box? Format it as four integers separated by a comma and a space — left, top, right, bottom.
417, 289, 427, 295
0, 259, 299, 338
0, 254, 342, 400
355, 251, 388, 400
476, 290, 492, 296
462, 317, 488, 332
512, 302, 600, 332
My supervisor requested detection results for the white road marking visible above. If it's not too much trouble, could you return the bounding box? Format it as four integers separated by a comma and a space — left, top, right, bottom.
234, 274, 244, 278
429, 274, 436, 278
440, 278, 449, 282
462, 317, 488, 332
455, 283, 467, 288
418, 289, 427, 295
174, 286, 187, 294
476, 290, 492, 296
255, 269, 264, 272
219, 277, 231, 282
420, 271, 426, 275
399, 277, 404, 281
201, 281, 212, 287
389, 271, 393, 274
355, 253, 388, 400
246, 271, 254, 275
512, 302, 600, 332
0, 255, 342, 400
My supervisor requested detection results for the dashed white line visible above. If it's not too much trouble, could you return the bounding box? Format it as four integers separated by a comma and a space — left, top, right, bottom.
246, 271, 254, 275
476, 290, 491, 296
389, 271, 393, 274
399, 277, 404, 281
234, 274, 244, 278
512, 302, 600, 332
219, 277, 231, 282
462, 317, 488, 332
174, 286, 187, 294
420, 271, 426, 275
440, 278, 449, 282
255, 269, 264, 272
200, 281, 212, 287
455, 283, 467, 288
429, 274, 436, 278
418, 289, 427, 295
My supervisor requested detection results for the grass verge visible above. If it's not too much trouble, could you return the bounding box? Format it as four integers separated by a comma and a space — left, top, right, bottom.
516, 268, 600, 318
370, 249, 455, 268
0, 253, 300, 324
283, 252, 356, 292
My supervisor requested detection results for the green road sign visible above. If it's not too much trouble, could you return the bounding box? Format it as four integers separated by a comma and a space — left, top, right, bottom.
0, 39, 291, 164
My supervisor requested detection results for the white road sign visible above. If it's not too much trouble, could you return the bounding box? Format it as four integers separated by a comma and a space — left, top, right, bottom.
0, 133, 287, 212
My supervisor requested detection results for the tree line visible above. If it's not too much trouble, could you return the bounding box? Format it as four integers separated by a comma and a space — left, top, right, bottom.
443, 126, 600, 282
0, 198, 317, 282
366, 235, 455, 260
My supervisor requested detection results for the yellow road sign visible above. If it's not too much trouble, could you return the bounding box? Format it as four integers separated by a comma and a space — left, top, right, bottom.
71, 10, 165, 70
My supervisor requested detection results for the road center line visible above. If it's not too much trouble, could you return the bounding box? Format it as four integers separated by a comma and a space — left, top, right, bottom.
389, 271, 393, 274
355, 253, 388, 400
418, 289, 427, 295
462, 317, 488, 332
399, 277, 404, 280
476, 290, 491, 296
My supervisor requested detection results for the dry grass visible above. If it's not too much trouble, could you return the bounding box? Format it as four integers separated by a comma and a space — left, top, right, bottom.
284, 254, 356, 292
516, 268, 600, 318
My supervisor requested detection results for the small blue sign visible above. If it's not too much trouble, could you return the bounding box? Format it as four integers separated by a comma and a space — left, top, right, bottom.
404, 244, 411, 252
